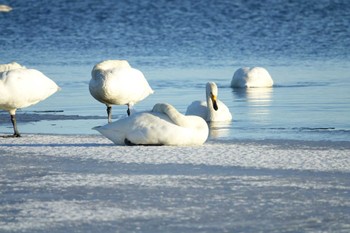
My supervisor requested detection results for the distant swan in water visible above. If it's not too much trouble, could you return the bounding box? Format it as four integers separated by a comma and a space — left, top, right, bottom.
186, 82, 232, 122
0, 62, 60, 137
0, 4, 12, 12
231, 67, 273, 88
94, 103, 209, 146
89, 60, 154, 123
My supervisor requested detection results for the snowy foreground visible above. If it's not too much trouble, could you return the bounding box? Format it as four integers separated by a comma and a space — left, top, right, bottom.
1, 134, 349, 233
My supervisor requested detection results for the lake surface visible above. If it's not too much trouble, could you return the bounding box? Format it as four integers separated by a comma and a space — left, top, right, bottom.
1, 0, 350, 142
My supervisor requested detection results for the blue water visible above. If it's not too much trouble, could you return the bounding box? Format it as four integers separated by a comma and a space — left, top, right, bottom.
1, 0, 350, 141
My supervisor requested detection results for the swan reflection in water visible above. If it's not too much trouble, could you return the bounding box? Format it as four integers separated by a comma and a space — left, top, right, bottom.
233, 87, 273, 103
208, 121, 232, 138
232, 87, 273, 125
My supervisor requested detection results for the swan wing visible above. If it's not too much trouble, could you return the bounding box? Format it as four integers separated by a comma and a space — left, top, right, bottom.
231, 67, 273, 88
0, 69, 59, 110
214, 100, 233, 121
185, 100, 208, 119
90, 67, 153, 105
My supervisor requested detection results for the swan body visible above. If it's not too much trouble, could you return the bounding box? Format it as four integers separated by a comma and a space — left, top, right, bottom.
0, 5, 12, 12
186, 82, 232, 122
0, 63, 60, 136
94, 103, 209, 146
89, 60, 154, 122
231, 67, 273, 88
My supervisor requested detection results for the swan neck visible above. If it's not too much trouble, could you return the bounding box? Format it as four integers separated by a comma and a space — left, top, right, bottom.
206, 88, 216, 113
153, 103, 193, 128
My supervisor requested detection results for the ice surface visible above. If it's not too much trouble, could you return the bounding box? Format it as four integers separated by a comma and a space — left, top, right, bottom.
1, 134, 349, 232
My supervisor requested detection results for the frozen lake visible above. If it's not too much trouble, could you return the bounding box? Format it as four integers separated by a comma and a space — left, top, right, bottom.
1, 135, 349, 232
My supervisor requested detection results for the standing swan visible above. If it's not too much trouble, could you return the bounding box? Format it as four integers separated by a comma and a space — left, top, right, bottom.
231, 67, 273, 88
186, 82, 232, 122
89, 60, 154, 123
94, 103, 209, 146
0, 62, 60, 137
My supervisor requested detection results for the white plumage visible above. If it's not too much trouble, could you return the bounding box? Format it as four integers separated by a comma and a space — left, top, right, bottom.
94, 103, 209, 146
0, 62, 24, 72
89, 60, 154, 122
231, 67, 273, 88
186, 82, 232, 122
0, 4, 12, 12
0, 62, 60, 137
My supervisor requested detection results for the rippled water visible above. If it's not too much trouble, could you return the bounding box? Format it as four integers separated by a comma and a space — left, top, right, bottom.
1, 0, 350, 141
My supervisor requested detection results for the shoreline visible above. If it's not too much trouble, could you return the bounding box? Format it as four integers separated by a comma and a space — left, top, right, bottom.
1, 132, 349, 148
1, 133, 349, 173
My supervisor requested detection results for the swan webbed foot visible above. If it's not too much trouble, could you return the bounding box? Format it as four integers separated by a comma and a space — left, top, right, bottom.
0, 134, 21, 138
124, 138, 135, 146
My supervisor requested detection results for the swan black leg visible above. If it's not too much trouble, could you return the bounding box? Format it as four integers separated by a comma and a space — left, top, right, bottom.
127, 104, 133, 116
11, 114, 21, 137
107, 106, 112, 123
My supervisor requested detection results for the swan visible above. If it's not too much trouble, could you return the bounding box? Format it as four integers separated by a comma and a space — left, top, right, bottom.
94, 103, 209, 146
186, 82, 232, 122
0, 62, 60, 137
0, 5, 12, 12
231, 67, 273, 88
89, 60, 154, 123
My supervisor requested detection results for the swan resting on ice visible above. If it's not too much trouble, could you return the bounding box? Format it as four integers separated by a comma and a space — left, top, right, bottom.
89, 60, 154, 123
94, 103, 209, 146
231, 67, 273, 88
186, 82, 232, 122
0, 62, 60, 137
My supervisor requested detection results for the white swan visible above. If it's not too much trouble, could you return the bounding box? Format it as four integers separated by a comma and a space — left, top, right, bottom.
231, 67, 273, 88
186, 82, 232, 122
0, 62, 60, 137
89, 60, 154, 123
0, 5, 12, 12
94, 103, 209, 146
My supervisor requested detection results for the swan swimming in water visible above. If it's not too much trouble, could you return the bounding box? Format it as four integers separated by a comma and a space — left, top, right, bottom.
0, 62, 60, 137
186, 82, 232, 122
0, 4, 12, 12
89, 60, 154, 123
231, 67, 273, 88
94, 103, 209, 146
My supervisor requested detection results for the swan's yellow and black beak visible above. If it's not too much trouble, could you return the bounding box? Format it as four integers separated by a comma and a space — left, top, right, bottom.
211, 93, 218, 111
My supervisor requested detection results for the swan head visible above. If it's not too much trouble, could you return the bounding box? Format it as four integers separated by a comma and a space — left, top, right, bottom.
0, 62, 25, 73
206, 82, 219, 111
